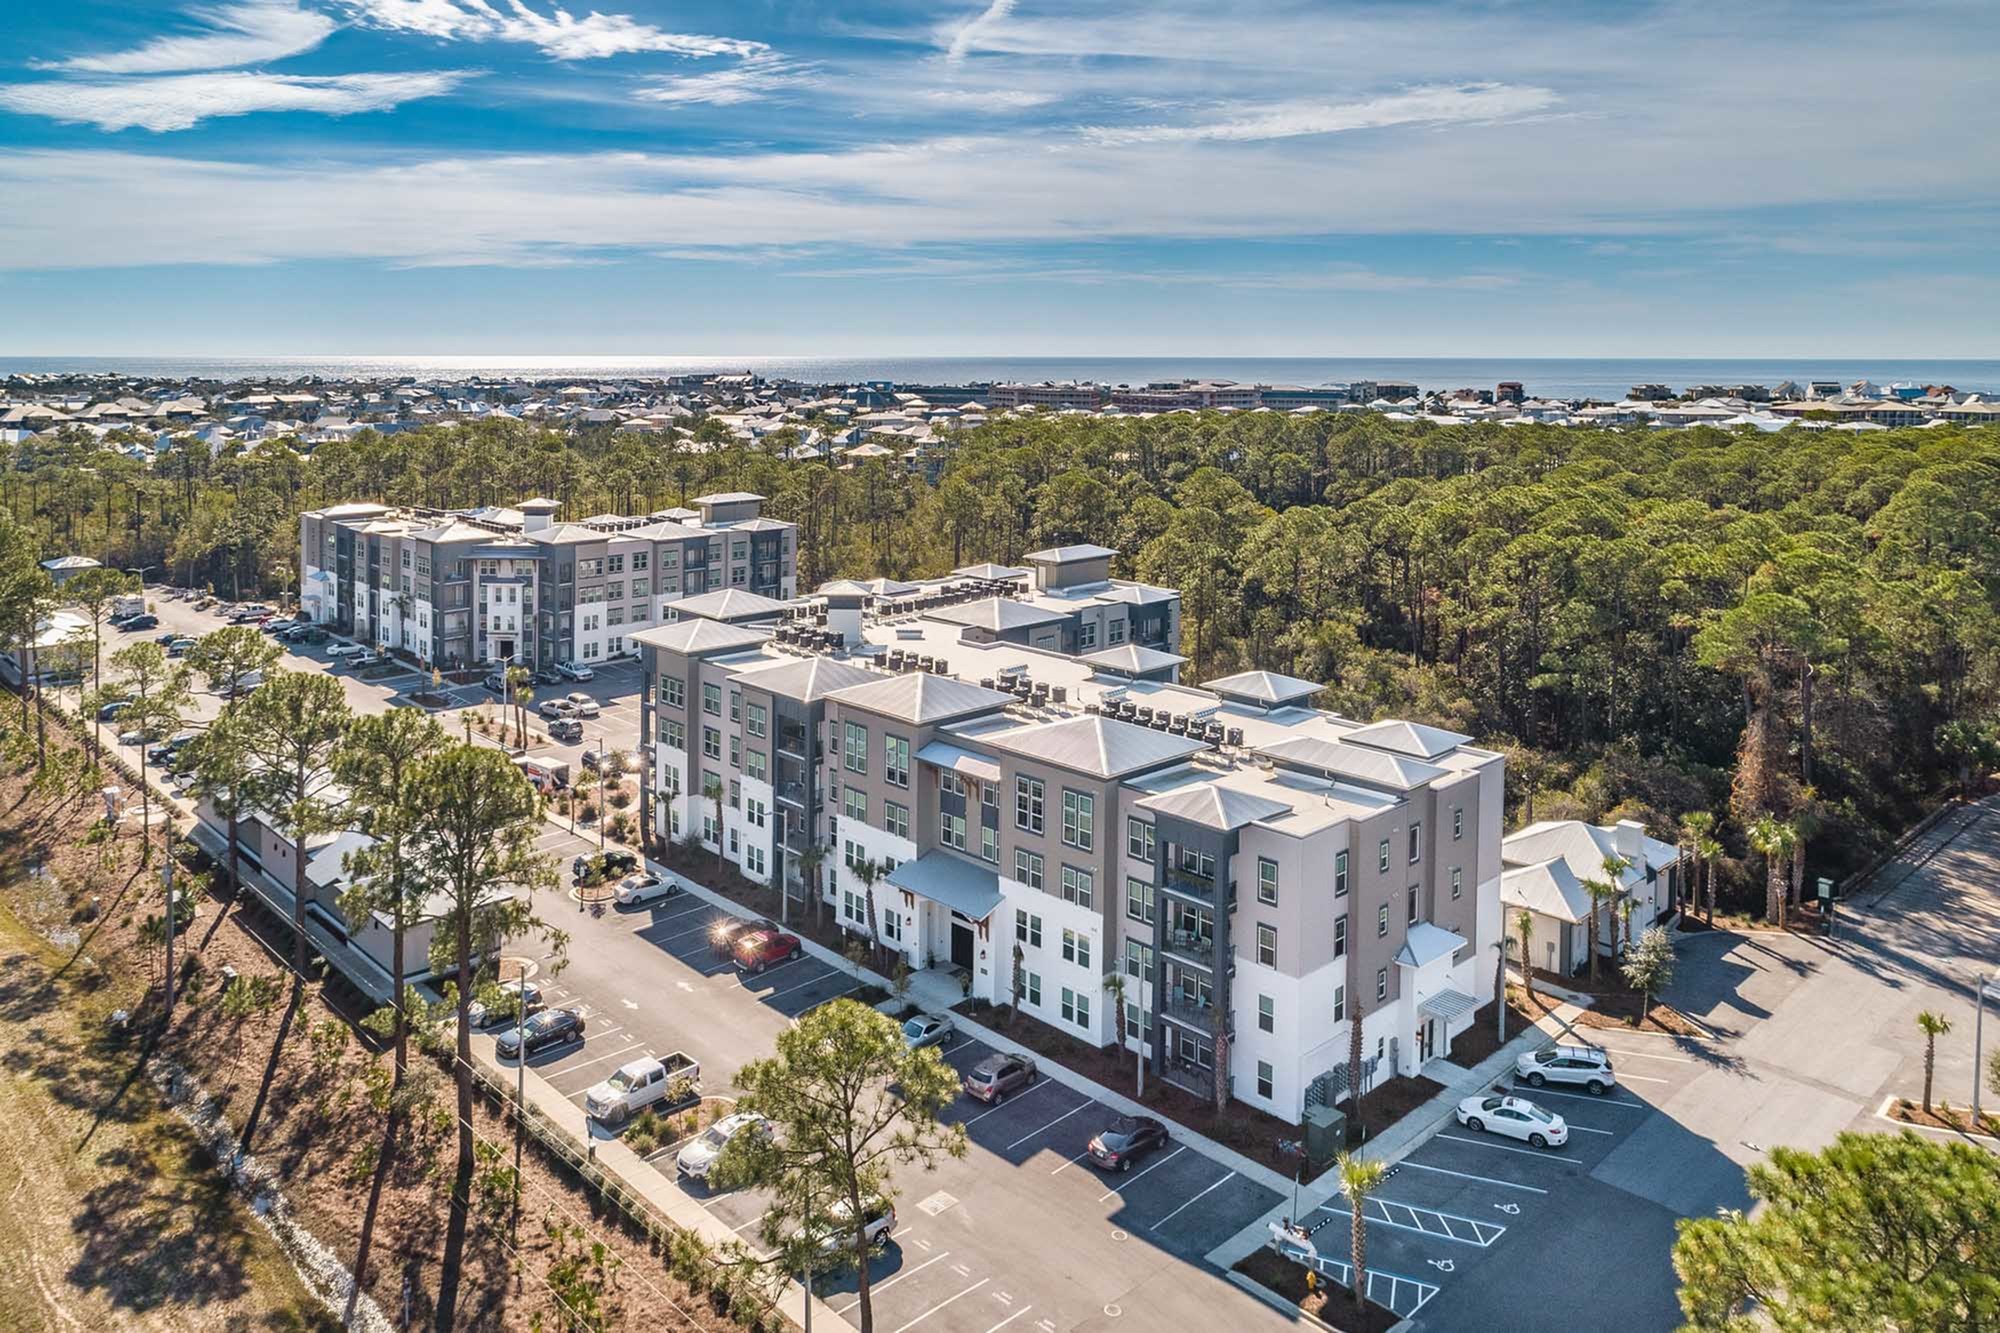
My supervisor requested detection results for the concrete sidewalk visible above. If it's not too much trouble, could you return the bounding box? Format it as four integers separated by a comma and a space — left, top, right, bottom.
468, 1026, 855, 1332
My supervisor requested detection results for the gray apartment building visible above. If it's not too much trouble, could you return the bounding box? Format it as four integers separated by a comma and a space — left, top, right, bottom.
298, 492, 796, 673
636, 547, 1505, 1125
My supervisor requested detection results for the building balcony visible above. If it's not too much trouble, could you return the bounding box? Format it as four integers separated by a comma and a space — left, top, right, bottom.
1162, 871, 1216, 903
1160, 930, 1217, 969
1160, 1060, 1218, 1101
1158, 993, 1218, 1031
776, 779, 808, 809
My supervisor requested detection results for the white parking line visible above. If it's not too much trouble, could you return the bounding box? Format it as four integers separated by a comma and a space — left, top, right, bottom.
1004, 1101, 1094, 1151
983, 1307, 1033, 1332
1526, 1086, 1646, 1109
1050, 1151, 1089, 1176
655, 920, 725, 946
963, 1080, 1054, 1126
1564, 1124, 1616, 1136
893, 1278, 990, 1332
637, 900, 711, 927
1150, 1170, 1236, 1230
731, 1210, 771, 1234
1617, 1072, 1671, 1084
1398, 1159, 1549, 1194
833, 1252, 949, 1313
1598, 1046, 1701, 1063
1435, 1132, 1579, 1162
546, 1041, 647, 1078
766, 973, 857, 1002
1096, 1144, 1185, 1201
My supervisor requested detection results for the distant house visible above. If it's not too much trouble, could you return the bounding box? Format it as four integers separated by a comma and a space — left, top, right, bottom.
1500, 819, 1680, 977
40, 554, 103, 586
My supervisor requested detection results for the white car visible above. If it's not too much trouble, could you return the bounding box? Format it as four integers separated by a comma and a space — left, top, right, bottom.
1515, 1044, 1617, 1095
614, 873, 681, 908
565, 692, 601, 718
557, 661, 594, 682
1456, 1094, 1568, 1148
468, 979, 543, 1029
900, 1012, 954, 1050
810, 1197, 897, 1256
675, 1111, 771, 1182
326, 642, 369, 661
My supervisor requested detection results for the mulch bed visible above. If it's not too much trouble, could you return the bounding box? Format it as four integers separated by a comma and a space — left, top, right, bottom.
1888, 1099, 2000, 1140
1446, 990, 1544, 1067
1517, 983, 1702, 1037
1234, 1247, 1401, 1332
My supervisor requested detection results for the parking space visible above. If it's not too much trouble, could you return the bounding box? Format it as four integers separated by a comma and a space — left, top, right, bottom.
1341, 1029, 1708, 1329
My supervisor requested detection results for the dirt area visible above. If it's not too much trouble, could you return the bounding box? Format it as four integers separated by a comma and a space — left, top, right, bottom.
1887, 1100, 2000, 1140
1443, 989, 1544, 1068
0, 715, 765, 1331
1234, 1247, 1400, 1332
1520, 971, 1705, 1036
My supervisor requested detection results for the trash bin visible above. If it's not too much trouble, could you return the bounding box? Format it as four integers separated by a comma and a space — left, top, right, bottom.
1303, 1103, 1346, 1170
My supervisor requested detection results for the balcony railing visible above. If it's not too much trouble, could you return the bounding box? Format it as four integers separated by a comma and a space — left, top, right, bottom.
1161, 928, 1216, 968
1160, 1060, 1217, 1101
1162, 871, 1216, 903
1158, 993, 1216, 1031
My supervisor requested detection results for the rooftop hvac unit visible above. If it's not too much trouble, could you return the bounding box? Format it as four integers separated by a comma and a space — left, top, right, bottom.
1135, 706, 1154, 725
1226, 727, 1245, 748
1050, 686, 1067, 705
980, 677, 995, 690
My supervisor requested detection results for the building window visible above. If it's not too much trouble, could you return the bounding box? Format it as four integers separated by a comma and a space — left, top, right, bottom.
1408, 885, 1420, 924
1257, 857, 1278, 905
1060, 865, 1093, 910
702, 682, 721, 716
1127, 817, 1155, 863
1079, 621, 1097, 649
940, 811, 967, 850
1060, 987, 1089, 1028
746, 798, 766, 829
1108, 618, 1126, 645
702, 727, 720, 761
1015, 910, 1043, 948
1409, 821, 1423, 864
1061, 929, 1090, 969
844, 721, 867, 773
1256, 1060, 1273, 1100
746, 749, 766, 783
1377, 967, 1388, 1002
1061, 790, 1094, 850
1178, 846, 1215, 879
1014, 849, 1044, 891
663, 719, 685, 751
843, 786, 866, 822
1258, 994, 1275, 1033
1452, 867, 1463, 900
747, 703, 767, 738
729, 736, 740, 768
1015, 776, 1044, 833
1256, 923, 1276, 967
980, 825, 998, 863
1333, 984, 1346, 1023
1378, 838, 1390, 873
1124, 938, 1153, 984
939, 770, 965, 800
1453, 806, 1463, 840
1335, 849, 1349, 897
1024, 971, 1042, 1007
881, 909, 901, 943
1126, 877, 1154, 924
885, 735, 910, 788
1377, 903, 1389, 937
885, 801, 909, 840
1334, 915, 1347, 959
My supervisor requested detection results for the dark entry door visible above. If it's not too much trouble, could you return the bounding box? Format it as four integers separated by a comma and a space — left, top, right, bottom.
951, 921, 975, 970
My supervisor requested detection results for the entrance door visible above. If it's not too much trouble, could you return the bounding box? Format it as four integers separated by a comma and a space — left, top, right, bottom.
951, 921, 975, 970
1420, 1018, 1435, 1062
497, 638, 515, 661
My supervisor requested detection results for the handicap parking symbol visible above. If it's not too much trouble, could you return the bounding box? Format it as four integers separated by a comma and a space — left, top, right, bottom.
1493, 1202, 1521, 1215
1428, 1259, 1457, 1273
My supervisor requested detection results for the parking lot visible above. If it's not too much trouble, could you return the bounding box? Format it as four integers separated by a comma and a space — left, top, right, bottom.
1276, 1028, 1702, 1327
524, 819, 1288, 1333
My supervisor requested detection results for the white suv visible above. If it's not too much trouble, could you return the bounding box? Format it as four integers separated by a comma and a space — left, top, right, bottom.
557, 660, 594, 682
1515, 1044, 1617, 1095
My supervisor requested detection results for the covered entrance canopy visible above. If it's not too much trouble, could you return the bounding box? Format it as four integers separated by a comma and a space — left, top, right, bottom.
886, 852, 1002, 922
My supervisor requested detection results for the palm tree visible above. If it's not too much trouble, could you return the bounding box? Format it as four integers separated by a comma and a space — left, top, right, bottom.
1696, 832, 1723, 923
796, 843, 826, 929
1747, 815, 1798, 928
506, 664, 533, 749
1601, 854, 1632, 958
1583, 877, 1619, 986
1515, 908, 1536, 1001
854, 857, 883, 965
1917, 1011, 1951, 1114
1679, 811, 1716, 919
1336, 1152, 1387, 1308
702, 773, 726, 877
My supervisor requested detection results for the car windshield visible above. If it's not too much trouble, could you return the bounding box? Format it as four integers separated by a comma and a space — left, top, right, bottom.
700, 1125, 731, 1148
608, 1068, 639, 1091
1107, 1116, 1140, 1136
902, 1019, 927, 1039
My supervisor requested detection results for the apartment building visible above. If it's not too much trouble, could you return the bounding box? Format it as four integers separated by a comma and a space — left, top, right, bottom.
298, 492, 796, 672
636, 549, 1505, 1126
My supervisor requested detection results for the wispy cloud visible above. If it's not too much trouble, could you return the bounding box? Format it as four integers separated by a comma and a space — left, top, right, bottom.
945, 0, 1016, 65
919, 87, 1058, 113
0, 70, 472, 132
40, 0, 335, 74
1086, 83, 1559, 145
635, 54, 815, 107
343, 0, 766, 60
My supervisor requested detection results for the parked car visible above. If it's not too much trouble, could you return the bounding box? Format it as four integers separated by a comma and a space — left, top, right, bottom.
1516, 1045, 1616, 1095
326, 642, 369, 661
572, 849, 638, 883
283, 624, 327, 644
709, 917, 776, 956
613, 873, 680, 908
96, 698, 131, 721
534, 668, 563, 686
733, 929, 802, 974
260, 618, 299, 635
146, 731, 198, 765
582, 748, 626, 774
117, 726, 157, 747
962, 1053, 1037, 1104
483, 670, 511, 693
675, 1110, 770, 1180
564, 693, 601, 718
118, 613, 158, 631
556, 660, 594, 682
538, 698, 577, 720
495, 1007, 585, 1059
1457, 1094, 1568, 1148
810, 1197, 897, 1256
900, 1012, 954, 1050
165, 637, 197, 657
1087, 1115, 1169, 1172
468, 979, 544, 1029
156, 631, 182, 646
586, 1053, 698, 1125
547, 718, 584, 744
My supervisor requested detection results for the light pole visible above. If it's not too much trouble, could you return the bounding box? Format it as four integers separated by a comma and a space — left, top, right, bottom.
596, 734, 608, 855
124, 564, 156, 609
1973, 973, 2000, 1122
161, 858, 176, 1020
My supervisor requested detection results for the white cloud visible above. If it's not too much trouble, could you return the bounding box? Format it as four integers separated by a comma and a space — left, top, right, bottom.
919, 87, 1058, 112
0, 70, 472, 132
945, 0, 1016, 64
41, 0, 335, 74
636, 54, 814, 107
344, 0, 765, 59
1087, 83, 1559, 145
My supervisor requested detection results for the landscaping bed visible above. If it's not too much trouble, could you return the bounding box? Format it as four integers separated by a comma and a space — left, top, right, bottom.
1517, 982, 1702, 1036
1234, 1247, 1401, 1332
1444, 988, 1545, 1068
1887, 1099, 2000, 1140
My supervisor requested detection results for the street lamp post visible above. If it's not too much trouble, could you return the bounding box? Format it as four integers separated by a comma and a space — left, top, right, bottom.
596, 734, 607, 855
1974, 973, 2000, 1123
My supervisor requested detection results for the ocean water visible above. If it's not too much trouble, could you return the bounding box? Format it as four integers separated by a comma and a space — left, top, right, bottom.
5, 355, 1998, 400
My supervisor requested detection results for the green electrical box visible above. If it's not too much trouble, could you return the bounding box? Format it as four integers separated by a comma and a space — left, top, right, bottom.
1303, 1103, 1346, 1168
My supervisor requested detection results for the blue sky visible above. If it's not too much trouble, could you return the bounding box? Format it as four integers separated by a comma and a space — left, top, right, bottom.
0, 0, 1994, 356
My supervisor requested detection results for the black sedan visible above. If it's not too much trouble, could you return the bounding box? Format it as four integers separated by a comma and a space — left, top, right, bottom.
496, 1007, 586, 1059
1087, 1115, 1169, 1172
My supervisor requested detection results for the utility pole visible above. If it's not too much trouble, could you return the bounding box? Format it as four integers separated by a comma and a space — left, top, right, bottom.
161, 858, 176, 1019
597, 734, 607, 855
